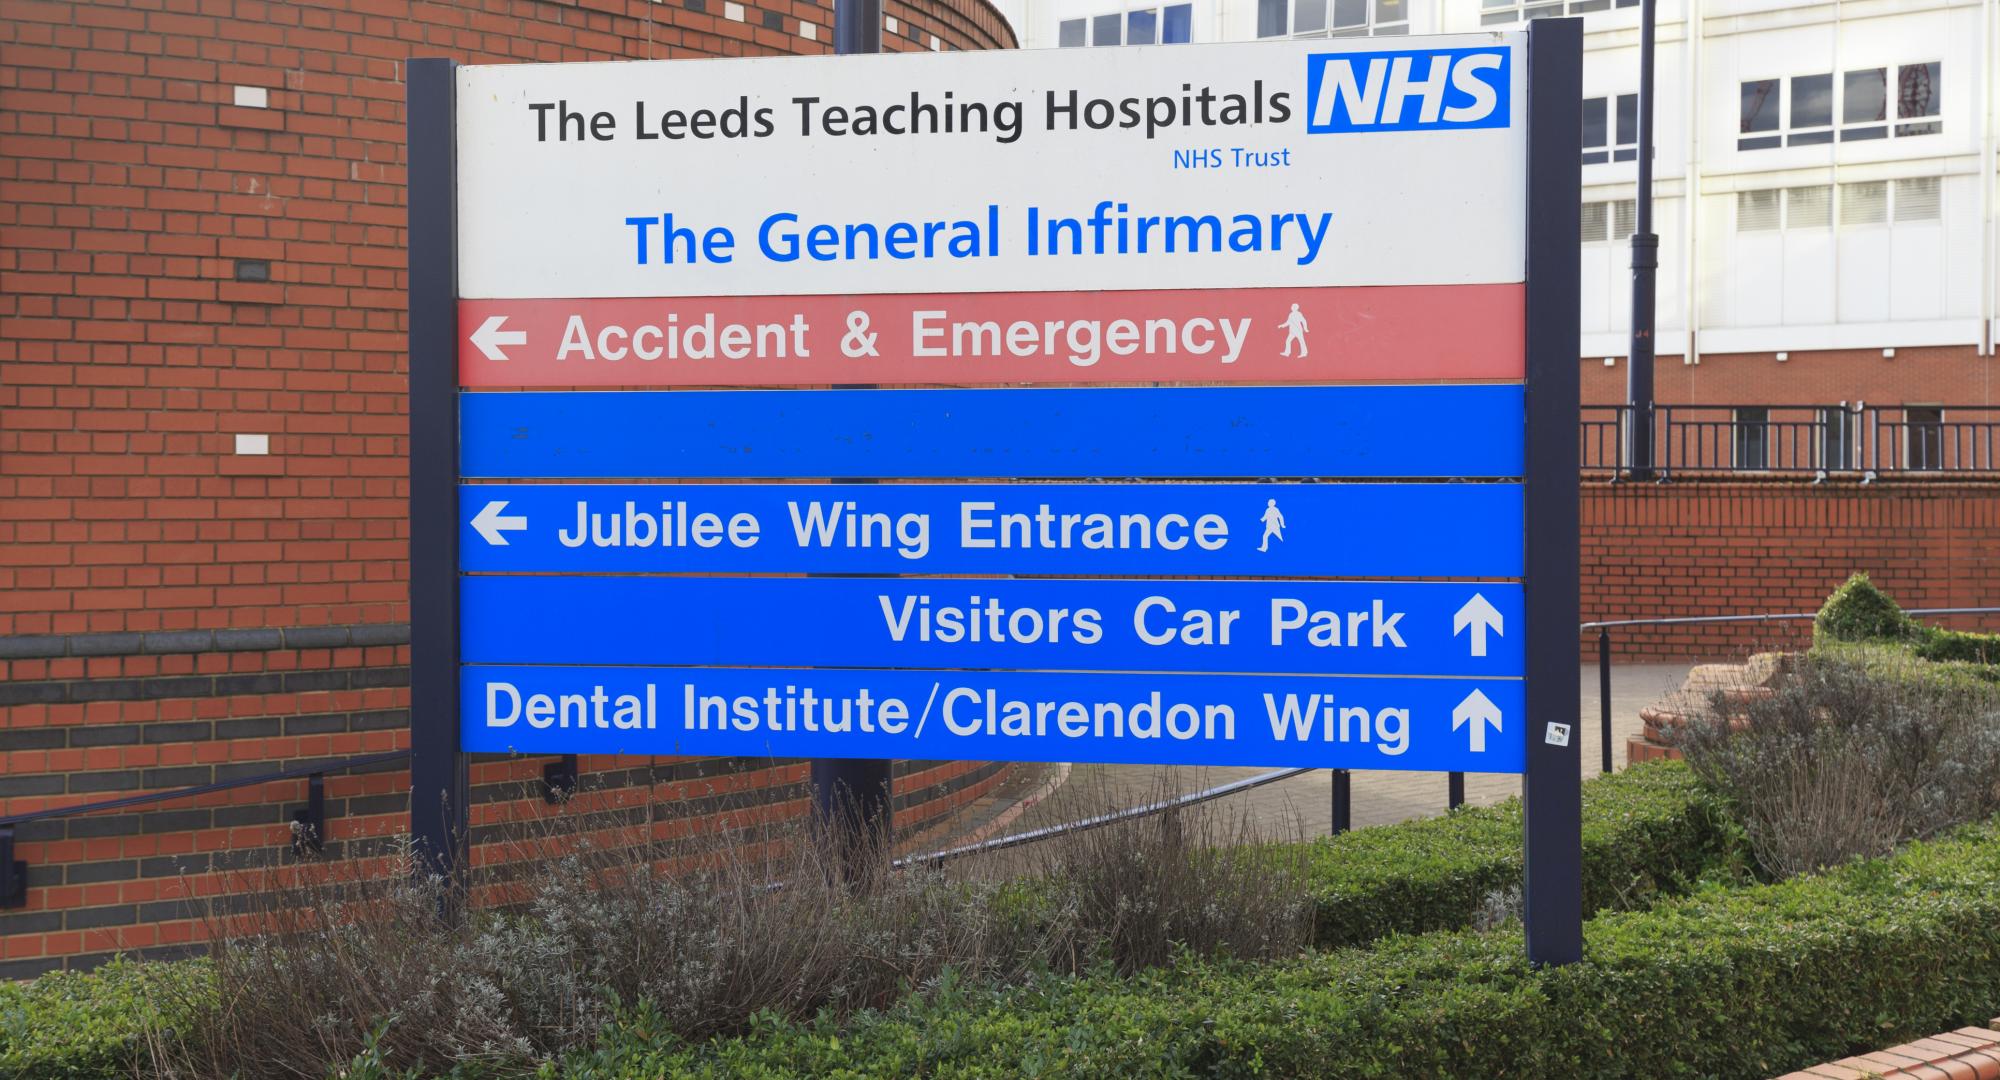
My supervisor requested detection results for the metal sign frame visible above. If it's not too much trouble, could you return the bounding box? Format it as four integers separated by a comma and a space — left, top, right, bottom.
404, 17, 1582, 963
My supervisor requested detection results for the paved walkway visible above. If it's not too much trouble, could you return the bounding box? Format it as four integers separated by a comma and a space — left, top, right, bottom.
998, 662, 1695, 841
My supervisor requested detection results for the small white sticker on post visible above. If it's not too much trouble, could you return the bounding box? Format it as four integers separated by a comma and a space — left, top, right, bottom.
235, 433, 271, 456
233, 86, 269, 108
1544, 722, 1571, 747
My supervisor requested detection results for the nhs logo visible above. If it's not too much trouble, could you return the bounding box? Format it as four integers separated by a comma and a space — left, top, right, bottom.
1304, 47, 1511, 133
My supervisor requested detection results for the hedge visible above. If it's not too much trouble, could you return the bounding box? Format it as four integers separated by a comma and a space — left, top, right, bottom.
0, 957, 208, 1080
1302, 757, 1741, 946
1817, 572, 2000, 669
575, 819, 2000, 1079
0, 762, 1737, 1079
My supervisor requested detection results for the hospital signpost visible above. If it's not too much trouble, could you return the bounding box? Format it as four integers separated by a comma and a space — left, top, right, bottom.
406, 21, 1583, 963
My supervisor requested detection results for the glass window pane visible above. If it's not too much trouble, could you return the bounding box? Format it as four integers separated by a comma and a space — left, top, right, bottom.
1581, 97, 1606, 150
1332, 0, 1366, 27
1058, 18, 1086, 46
1612, 199, 1635, 237
1895, 177, 1941, 222
1092, 12, 1121, 44
1580, 202, 1608, 243
1740, 79, 1780, 133
1162, 3, 1192, 41
1295, 0, 1327, 31
1569, 0, 1610, 11
1839, 181, 1887, 226
1844, 68, 1886, 124
1788, 130, 1833, 146
1374, 0, 1406, 23
1258, 0, 1287, 36
1127, 8, 1157, 44
1738, 135, 1781, 151
1842, 126, 1886, 142
1786, 186, 1831, 228
1582, 150, 1608, 165
1790, 73, 1832, 128
1897, 63, 1940, 119
1615, 93, 1637, 146
1737, 189, 1780, 231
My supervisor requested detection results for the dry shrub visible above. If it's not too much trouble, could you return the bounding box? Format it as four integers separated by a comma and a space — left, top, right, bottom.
1002, 768, 1314, 974
1664, 651, 2000, 880
150, 768, 1312, 1078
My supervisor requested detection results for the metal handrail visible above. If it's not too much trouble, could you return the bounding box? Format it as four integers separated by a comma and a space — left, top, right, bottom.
897, 765, 1314, 869
0, 749, 410, 828
0, 749, 411, 908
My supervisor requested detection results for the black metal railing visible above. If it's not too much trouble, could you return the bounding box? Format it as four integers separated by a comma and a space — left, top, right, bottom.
1581, 403, 2000, 480
0, 750, 410, 908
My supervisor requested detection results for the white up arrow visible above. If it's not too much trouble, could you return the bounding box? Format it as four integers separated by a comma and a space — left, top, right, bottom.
1452, 689, 1503, 753
470, 315, 526, 362
1453, 593, 1504, 657
471, 500, 527, 545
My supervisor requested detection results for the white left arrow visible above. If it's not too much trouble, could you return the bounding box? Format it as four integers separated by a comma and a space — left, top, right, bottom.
471, 500, 527, 545
470, 315, 526, 362
1452, 689, 1503, 753
1453, 593, 1504, 657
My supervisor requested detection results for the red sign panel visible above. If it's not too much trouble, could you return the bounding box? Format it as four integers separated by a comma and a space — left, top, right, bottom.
456, 284, 1523, 388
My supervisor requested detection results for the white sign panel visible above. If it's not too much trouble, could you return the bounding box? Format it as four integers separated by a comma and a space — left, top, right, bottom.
455, 36, 1527, 300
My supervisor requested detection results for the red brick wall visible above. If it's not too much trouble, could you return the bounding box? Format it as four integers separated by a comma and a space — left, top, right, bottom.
0, 0, 1019, 979
1582, 346, 2000, 408
1582, 482, 2000, 660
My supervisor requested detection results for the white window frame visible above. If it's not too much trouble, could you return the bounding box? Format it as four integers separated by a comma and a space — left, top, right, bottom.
1256, 0, 1409, 39
1582, 93, 1637, 164
1479, 0, 1636, 27
1059, 3, 1195, 46
1739, 62, 1943, 151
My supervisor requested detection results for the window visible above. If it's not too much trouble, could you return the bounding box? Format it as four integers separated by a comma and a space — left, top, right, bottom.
1836, 179, 1941, 226
1480, 0, 1635, 25
1905, 406, 1944, 470
1737, 189, 1780, 231
1257, 0, 1407, 37
1737, 186, 1832, 232
1734, 407, 1769, 470
1840, 181, 1887, 225
1786, 186, 1831, 228
1742, 63, 1942, 149
1894, 176, 1940, 222
1582, 94, 1637, 164
1896, 62, 1941, 136
1061, 3, 1193, 45
1579, 198, 1635, 243
1820, 407, 1852, 470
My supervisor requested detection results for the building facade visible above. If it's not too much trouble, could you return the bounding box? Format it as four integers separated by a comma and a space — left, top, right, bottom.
0, 0, 1022, 979
1005, 0, 1998, 411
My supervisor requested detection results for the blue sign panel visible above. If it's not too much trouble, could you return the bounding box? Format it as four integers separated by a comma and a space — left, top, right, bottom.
458, 481, 1524, 578
458, 385, 1524, 480
460, 576, 1523, 677
460, 666, 1527, 773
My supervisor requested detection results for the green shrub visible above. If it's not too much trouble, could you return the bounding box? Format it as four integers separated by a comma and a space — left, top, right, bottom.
0, 957, 210, 1080
575, 819, 2000, 1079
1302, 759, 1742, 946
1816, 573, 1918, 644
1816, 573, 2000, 669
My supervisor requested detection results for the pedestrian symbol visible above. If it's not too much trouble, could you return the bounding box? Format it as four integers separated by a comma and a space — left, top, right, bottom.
1258, 498, 1286, 552
1280, 303, 1310, 358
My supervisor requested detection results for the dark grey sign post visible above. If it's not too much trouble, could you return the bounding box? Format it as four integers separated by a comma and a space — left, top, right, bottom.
1522, 16, 1584, 967
407, 57, 467, 891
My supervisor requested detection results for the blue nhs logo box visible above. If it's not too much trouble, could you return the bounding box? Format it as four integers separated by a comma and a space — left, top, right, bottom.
1304, 47, 1511, 133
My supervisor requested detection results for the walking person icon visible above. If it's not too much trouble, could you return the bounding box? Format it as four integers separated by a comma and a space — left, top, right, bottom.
1279, 303, 1309, 358
1258, 498, 1286, 552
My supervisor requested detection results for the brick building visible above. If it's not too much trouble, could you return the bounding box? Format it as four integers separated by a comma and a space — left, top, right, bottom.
0, 0, 1019, 978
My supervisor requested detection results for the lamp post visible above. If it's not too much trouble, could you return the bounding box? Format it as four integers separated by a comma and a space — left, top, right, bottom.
1626, 0, 1659, 481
